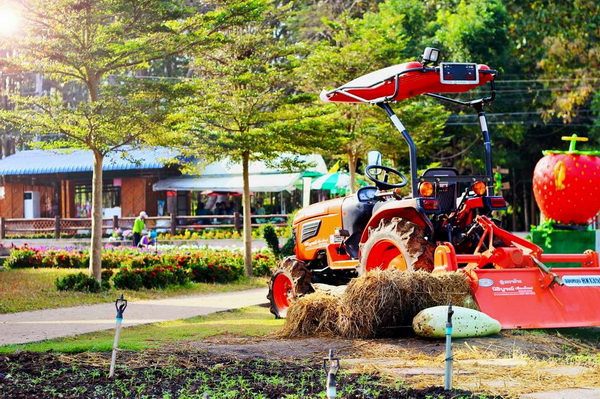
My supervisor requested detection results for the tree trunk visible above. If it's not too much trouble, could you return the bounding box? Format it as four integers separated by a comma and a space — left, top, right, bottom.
348, 149, 358, 193
89, 150, 104, 282
87, 72, 101, 102
242, 151, 253, 277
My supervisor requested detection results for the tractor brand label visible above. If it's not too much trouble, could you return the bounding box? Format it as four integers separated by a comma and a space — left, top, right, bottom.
304, 238, 328, 249
499, 279, 522, 285
478, 278, 494, 287
562, 275, 600, 287
490, 284, 534, 296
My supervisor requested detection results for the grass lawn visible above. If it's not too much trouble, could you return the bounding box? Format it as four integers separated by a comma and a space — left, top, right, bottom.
0, 305, 284, 353
0, 267, 269, 314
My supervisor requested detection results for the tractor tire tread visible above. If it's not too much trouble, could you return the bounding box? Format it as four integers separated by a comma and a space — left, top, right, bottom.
358, 217, 434, 275
267, 256, 314, 318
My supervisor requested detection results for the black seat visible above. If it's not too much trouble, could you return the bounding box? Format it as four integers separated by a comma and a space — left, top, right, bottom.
421, 167, 459, 213
341, 196, 374, 259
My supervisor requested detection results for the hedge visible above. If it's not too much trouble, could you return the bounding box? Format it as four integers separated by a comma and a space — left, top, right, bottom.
4, 245, 277, 290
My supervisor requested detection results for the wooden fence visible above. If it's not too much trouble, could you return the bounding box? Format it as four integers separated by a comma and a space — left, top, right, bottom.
0, 213, 289, 239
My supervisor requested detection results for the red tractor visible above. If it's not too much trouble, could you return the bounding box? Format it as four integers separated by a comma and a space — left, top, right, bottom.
268, 48, 600, 329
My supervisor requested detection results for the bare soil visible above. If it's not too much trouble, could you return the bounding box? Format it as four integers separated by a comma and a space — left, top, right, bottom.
0, 350, 492, 399
1, 328, 598, 398
189, 327, 600, 360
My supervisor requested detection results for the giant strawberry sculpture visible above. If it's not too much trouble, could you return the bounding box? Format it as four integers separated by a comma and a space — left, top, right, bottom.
533, 135, 600, 225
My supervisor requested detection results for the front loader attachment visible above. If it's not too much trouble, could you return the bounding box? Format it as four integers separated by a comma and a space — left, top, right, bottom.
433, 216, 600, 329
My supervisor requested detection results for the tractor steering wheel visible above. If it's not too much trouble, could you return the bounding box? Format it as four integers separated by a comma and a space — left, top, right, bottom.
365, 165, 408, 190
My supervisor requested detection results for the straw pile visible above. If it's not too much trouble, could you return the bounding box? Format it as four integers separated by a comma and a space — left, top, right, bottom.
280, 292, 342, 337
281, 269, 472, 338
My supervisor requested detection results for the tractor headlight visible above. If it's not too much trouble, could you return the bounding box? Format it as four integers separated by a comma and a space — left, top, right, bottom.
419, 182, 434, 197
472, 181, 487, 196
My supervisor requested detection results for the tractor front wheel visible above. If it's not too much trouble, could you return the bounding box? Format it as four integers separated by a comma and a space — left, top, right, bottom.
357, 217, 434, 275
267, 257, 314, 318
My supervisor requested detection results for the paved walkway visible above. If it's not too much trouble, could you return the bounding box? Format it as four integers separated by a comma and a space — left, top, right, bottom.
0, 288, 269, 346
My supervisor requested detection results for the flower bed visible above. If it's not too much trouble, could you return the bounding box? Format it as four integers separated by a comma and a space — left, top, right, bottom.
156, 225, 290, 241
3, 225, 291, 240
4, 245, 277, 290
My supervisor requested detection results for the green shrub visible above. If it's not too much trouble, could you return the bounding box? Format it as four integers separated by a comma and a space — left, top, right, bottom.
101, 252, 125, 269
54, 250, 88, 268
252, 252, 276, 276
189, 258, 243, 283
6, 248, 92, 269
55, 272, 104, 293
112, 265, 190, 290
262, 225, 280, 257
8, 246, 267, 289
139, 265, 190, 289
101, 269, 114, 282
113, 268, 144, 290
4, 248, 43, 268
280, 236, 295, 258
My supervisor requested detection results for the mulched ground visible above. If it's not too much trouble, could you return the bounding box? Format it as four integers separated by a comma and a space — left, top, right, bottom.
1, 327, 597, 398
0, 350, 502, 399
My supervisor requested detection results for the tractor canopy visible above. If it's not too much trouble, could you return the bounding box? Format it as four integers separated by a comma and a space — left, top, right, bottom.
320, 61, 495, 104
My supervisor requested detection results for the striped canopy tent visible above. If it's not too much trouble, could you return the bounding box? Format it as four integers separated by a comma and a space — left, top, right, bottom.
311, 172, 367, 195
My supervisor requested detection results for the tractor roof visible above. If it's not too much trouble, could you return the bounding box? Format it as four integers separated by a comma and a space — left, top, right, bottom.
320, 61, 494, 104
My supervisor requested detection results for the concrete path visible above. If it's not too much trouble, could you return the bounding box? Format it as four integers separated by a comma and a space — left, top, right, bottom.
0, 288, 269, 346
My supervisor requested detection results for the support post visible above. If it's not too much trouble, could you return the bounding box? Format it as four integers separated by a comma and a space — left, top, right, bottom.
0, 217, 5, 239
323, 349, 340, 399
233, 212, 241, 233
302, 177, 312, 207
444, 304, 454, 391
112, 215, 119, 230
109, 295, 128, 378
54, 215, 60, 239
378, 103, 418, 197
170, 213, 177, 236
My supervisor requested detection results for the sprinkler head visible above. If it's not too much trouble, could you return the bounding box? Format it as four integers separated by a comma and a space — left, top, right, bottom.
115, 294, 128, 318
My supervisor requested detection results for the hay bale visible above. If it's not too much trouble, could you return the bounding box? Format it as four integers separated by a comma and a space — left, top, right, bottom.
280, 292, 341, 338
423, 272, 475, 309
281, 269, 472, 339
337, 269, 471, 338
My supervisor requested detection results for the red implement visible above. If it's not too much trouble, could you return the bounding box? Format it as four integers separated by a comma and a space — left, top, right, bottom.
471, 267, 600, 329
433, 216, 600, 329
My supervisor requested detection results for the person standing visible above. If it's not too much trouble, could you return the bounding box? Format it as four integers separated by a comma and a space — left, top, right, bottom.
132, 211, 147, 246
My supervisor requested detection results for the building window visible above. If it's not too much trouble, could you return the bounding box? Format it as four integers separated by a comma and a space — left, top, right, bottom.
74, 183, 121, 218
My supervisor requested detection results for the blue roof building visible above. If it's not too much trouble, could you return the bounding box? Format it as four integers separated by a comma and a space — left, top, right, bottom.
0, 147, 179, 219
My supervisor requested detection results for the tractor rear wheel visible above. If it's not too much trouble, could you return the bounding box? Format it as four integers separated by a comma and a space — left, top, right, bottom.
267, 257, 314, 318
357, 217, 434, 275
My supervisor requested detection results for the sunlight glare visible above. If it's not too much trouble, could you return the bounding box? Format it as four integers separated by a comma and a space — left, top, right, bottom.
0, 6, 20, 36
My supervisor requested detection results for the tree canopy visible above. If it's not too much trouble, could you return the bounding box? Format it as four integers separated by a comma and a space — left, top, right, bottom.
0, 0, 597, 236
0, 0, 265, 280
175, 0, 320, 275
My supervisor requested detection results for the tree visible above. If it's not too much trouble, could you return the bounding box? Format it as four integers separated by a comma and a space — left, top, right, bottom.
505, 0, 599, 123
298, 3, 449, 189
0, 0, 259, 281
431, 0, 510, 67
176, 0, 317, 276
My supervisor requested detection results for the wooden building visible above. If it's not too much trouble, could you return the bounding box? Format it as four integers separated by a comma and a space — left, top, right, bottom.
0, 148, 180, 219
